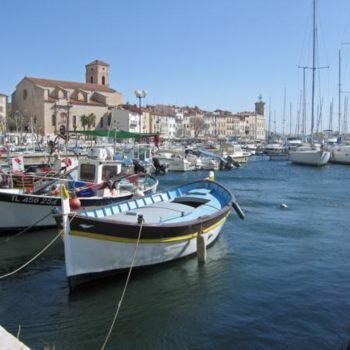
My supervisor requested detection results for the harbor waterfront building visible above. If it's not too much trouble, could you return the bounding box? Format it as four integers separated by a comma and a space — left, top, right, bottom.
11, 60, 123, 136
0, 93, 8, 134
110, 105, 151, 134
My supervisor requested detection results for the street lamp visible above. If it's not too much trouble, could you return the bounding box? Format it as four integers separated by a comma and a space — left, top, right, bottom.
134, 89, 147, 134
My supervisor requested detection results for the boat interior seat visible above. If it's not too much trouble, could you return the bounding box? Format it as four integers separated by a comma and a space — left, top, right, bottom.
108, 201, 195, 224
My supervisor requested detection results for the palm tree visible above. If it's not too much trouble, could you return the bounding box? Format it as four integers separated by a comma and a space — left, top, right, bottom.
80, 114, 89, 131
87, 113, 96, 130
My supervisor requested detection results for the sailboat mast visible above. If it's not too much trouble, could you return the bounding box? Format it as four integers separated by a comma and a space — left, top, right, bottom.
338, 49, 342, 134
282, 88, 286, 137
311, 0, 316, 138
289, 102, 293, 136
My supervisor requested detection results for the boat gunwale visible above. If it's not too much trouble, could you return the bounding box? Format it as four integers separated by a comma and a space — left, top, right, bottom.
68, 179, 233, 229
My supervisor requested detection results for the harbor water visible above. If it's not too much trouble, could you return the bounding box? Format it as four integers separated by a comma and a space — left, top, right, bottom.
1, 157, 350, 349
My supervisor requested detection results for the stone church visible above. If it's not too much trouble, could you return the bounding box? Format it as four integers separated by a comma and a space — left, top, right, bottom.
11, 60, 123, 136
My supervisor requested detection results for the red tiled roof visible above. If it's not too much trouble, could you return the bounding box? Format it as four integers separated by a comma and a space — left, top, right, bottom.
85, 59, 110, 67
26, 77, 116, 93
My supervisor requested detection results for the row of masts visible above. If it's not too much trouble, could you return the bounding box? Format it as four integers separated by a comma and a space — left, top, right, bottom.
268, 0, 350, 140
267, 93, 350, 139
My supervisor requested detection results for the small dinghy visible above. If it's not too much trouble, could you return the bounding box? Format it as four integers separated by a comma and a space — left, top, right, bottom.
58, 178, 244, 289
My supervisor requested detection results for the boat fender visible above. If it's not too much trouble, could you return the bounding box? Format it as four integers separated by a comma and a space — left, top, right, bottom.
69, 195, 81, 211
231, 200, 245, 220
209, 171, 215, 181
280, 203, 288, 209
134, 189, 144, 198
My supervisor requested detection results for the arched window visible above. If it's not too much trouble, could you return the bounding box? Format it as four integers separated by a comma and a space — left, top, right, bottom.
90, 76, 93, 83
102, 76, 105, 85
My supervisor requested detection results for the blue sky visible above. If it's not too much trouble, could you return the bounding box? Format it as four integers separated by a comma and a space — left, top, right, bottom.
2, 0, 350, 133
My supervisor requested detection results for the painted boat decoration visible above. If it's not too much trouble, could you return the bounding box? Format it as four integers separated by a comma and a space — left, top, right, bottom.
58, 178, 244, 289
0, 173, 158, 233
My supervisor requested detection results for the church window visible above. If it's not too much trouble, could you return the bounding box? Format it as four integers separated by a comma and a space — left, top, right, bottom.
23, 89, 28, 100
102, 76, 106, 85
90, 76, 93, 83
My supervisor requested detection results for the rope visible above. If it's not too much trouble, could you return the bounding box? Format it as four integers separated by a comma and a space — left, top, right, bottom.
0, 211, 53, 244
100, 216, 144, 350
0, 213, 76, 280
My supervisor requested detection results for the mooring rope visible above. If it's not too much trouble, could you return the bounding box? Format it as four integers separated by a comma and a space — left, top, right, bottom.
100, 215, 144, 350
0, 211, 53, 245
0, 213, 76, 280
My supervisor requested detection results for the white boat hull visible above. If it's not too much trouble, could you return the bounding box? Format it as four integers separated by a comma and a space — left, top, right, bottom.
331, 146, 350, 164
0, 192, 58, 231
289, 149, 330, 166
64, 221, 225, 283
158, 158, 195, 171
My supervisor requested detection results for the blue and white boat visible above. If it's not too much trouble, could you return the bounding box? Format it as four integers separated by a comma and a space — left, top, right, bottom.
58, 178, 244, 288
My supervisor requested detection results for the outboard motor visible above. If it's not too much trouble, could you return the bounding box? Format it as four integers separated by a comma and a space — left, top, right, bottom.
219, 159, 226, 171
152, 157, 167, 175
133, 159, 146, 174
226, 156, 240, 169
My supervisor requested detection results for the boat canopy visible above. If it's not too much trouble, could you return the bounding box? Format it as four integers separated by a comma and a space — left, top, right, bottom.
74, 130, 159, 139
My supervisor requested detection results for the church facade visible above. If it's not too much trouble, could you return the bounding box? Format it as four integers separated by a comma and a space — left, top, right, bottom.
11, 60, 123, 136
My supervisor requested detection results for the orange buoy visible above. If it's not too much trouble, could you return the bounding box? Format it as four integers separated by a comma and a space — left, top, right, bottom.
69, 197, 81, 210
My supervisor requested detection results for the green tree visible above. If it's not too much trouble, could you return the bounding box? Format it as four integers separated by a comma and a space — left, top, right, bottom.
87, 113, 96, 130
80, 114, 88, 131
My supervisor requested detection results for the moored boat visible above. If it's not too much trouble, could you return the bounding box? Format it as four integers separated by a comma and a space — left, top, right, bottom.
0, 159, 158, 232
58, 178, 244, 289
330, 144, 350, 164
289, 144, 330, 166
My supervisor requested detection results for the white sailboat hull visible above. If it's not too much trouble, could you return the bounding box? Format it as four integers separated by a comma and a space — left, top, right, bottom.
331, 145, 350, 164
289, 149, 330, 166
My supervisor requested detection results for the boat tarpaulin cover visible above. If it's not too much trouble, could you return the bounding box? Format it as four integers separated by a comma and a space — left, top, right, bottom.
74, 130, 159, 139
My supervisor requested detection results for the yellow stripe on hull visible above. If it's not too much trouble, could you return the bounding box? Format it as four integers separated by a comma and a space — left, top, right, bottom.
69, 214, 229, 244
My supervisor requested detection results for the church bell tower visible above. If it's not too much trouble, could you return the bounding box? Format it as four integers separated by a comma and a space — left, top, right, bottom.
255, 94, 265, 116
85, 60, 110, 86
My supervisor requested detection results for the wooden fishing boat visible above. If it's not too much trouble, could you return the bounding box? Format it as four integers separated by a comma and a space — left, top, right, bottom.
0, 169, 158, 233
58, 178, 244, 289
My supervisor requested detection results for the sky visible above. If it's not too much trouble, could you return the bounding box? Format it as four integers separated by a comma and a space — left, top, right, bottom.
2, 0, 350, 133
